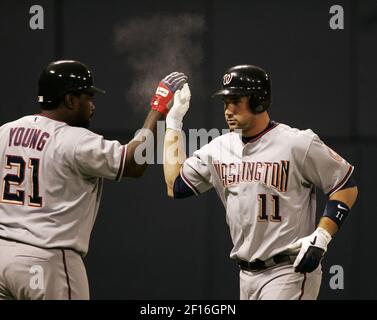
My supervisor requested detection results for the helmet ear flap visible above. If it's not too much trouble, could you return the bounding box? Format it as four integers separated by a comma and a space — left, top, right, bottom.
251, 104, 266, 113
248, 96, 270, 114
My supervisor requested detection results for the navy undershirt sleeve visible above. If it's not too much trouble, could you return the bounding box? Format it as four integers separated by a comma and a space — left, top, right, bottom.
173, 175, 195, 199
339, 176, 357, 190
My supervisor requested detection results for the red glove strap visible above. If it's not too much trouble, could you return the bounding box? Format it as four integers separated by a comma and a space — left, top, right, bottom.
150, 82, 173, 116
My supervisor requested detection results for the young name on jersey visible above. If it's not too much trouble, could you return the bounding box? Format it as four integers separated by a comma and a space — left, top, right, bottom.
8, 127, 50, 151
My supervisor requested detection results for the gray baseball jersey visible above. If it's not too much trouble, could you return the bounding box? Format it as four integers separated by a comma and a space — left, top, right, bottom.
180, 122, 353, 262
0, 115, 127, 256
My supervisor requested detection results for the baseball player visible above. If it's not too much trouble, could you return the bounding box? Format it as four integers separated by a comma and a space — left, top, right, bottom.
163, 65, 358, 299
0, 60, 187, 299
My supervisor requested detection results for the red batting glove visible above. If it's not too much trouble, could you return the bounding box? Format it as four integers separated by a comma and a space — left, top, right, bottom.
150, 72, 187, 116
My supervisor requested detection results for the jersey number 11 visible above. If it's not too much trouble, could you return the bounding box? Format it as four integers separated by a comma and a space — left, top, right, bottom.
257, 194, 281, 222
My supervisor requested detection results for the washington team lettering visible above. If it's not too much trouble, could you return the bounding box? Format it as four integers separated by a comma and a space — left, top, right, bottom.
213, 160, 290, 192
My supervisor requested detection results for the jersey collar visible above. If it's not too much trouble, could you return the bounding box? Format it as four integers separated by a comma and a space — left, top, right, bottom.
34, 113, 68, 124
241, 121, 279, 144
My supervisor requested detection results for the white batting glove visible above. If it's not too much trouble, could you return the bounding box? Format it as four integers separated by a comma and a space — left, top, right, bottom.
166, 83, 191, 131
286, 227, 332, 273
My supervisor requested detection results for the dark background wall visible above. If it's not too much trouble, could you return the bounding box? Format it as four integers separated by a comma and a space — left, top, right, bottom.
1, 0, 376, 299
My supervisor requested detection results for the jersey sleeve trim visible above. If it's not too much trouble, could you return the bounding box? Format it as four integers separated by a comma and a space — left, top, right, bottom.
301, 134, 314, 176
115, 145, 127, 181
180, 166, 200, 196
327, 165, 354, 197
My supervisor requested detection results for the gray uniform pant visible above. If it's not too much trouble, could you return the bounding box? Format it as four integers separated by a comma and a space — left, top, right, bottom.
0, 238, 89, 300
239, 262, 322, 300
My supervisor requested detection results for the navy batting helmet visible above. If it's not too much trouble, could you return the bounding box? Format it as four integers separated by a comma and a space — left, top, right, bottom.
38, 60, 105, 107
212, 64, 271, 113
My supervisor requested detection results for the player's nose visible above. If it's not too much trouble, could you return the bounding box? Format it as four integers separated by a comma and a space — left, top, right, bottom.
224, 105, 234, 116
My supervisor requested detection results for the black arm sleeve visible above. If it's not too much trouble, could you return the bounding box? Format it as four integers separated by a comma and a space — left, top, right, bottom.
173, 175, 195, 199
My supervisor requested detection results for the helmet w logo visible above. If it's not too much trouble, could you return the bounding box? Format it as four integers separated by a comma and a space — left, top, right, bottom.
223, 73, 233, 85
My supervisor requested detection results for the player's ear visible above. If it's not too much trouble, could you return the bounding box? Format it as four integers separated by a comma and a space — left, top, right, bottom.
63, 93, 78, 110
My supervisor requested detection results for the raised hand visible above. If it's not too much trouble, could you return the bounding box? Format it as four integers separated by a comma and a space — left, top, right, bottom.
150, 72, 188, 116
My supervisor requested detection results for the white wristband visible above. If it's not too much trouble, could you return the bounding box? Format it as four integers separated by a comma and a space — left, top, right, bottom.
315, 227, 332, 250
166, 117, 183, 131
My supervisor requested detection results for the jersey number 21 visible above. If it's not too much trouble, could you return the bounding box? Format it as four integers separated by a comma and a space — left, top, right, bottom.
1, 155, 43, 207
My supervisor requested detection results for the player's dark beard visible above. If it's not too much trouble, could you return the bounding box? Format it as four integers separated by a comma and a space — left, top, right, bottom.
74, 104, 91, 128
70, 118, 90, 129
78, 120, 90, 129
76, 119, 90, 129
